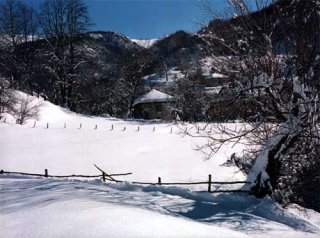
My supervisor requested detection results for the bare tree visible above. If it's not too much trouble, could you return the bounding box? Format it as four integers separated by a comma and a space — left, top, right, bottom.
39, 0, 91, 109
170, 69, 209, 122
14, 95, 42, 124
120, 49, 156, 117
0, 0, 21, 46
0, 0, 39, 90
0, 77, 16, 118
194, 0, 320, 210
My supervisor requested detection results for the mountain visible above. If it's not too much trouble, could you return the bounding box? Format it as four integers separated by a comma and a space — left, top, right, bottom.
1, 0, 316, 117
131, 39, 158, 48
149, 30, 206, 68
0, 31, 144, 115
199, 0, 318, 55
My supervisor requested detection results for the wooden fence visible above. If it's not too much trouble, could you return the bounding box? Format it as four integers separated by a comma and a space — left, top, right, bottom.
0, 165, 251, 194
1, 119, 177, 133
1, 119, 202, 135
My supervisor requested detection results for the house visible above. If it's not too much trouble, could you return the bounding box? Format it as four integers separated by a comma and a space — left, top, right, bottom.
201, 72, 229, 87
132, 89, 176, 120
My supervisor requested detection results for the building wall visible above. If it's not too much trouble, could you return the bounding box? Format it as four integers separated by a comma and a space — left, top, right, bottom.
133, 102, 176, 120
200, 77, 229, 87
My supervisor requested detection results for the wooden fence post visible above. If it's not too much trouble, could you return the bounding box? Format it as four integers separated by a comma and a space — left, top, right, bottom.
4, 118, 6, 123
46, 123, 49, 129
45, 169, 48, 178
79, 123, 82, 129
111, 124, 113, 131
64, 123, 66, 129
158, 177, 161, 185
170, 127, 173, 134
153, 126, 155, 132
123, 126, 126, 131
102, 172, 106, 182
137, 126, 140, 131
94, 125, 97, 130
208, 174, 212, 192
33, 121, 36, 128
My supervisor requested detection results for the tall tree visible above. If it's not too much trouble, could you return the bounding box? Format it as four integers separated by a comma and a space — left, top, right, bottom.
196, 0, 320, 210
0, 0, 38, 106
120, 49, 156, 117
0, 0, 38, 87
170, 68, 208, 122
39, 0, 90, 109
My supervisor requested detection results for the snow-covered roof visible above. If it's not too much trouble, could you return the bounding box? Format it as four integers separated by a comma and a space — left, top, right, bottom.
143, 73, 160, 81
203, 86, 224, 94
142, 68, 185, 83
212, 73, 228, 78
133, 89, 175, 106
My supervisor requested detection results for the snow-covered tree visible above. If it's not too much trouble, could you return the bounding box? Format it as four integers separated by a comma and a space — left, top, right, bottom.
170, 69, 209, 122
120, 49, 157, 117
196, 0, 320, 210
39, 0, 91, 109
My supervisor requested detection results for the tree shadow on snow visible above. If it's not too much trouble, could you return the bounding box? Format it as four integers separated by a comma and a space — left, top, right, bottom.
174, 194, 318, 233
1, 176, 318, 235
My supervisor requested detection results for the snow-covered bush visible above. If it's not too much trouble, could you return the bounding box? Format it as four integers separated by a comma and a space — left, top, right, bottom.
13, 95, 42, 124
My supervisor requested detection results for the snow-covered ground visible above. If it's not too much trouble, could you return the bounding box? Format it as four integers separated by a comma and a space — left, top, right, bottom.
0, 93, 319, 237
0, 92, 245, 186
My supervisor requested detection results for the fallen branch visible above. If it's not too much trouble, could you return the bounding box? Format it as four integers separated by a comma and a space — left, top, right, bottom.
94, 164, 120, 182
0, 170, 100, 178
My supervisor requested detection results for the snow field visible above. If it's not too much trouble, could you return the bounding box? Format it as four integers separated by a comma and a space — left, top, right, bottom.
0, 93, 247, 191
1, 177, 319, 238
1, 92, 319, 237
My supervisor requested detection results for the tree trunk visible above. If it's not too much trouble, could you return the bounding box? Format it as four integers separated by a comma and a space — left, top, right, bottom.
244, 122, 301, 198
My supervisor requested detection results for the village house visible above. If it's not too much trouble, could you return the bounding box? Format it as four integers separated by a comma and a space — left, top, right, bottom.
132, 89, 176, 120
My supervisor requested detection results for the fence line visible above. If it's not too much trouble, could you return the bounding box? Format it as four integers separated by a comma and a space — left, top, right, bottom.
0, 167, 250, 194
1, 118, 194, 135
1, 119, 181, 134
0, 169, 132, 179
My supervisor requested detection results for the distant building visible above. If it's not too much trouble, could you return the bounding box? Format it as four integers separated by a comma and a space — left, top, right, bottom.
132, 89, 176, 120
201, 72, 229, 87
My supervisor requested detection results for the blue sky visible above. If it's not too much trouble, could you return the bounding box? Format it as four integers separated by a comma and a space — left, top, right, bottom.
85, 0, 228, 39
12, 0, 230, 39
1, 0, 254, 39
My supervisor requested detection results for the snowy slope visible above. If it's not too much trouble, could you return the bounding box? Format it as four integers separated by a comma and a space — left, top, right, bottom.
131, 39, 158, 48
1, 177, 319, 238
0, 92, 319, 237
0, 92, 246, 188
0, 176, 319, 238
1, 178, 251, 238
